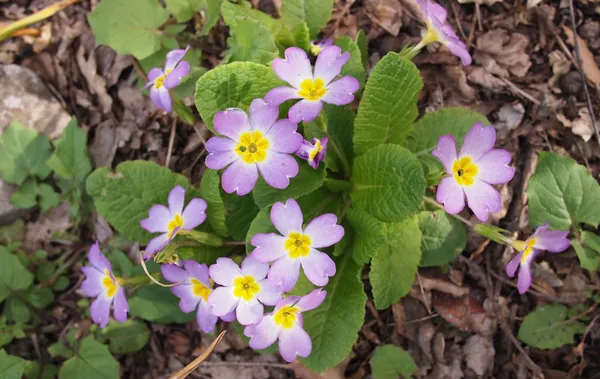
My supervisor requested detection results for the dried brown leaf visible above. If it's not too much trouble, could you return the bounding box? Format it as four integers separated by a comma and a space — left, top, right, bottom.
475, 29, 532, 77
562, 25, 600, 88
431, 292, 495, 335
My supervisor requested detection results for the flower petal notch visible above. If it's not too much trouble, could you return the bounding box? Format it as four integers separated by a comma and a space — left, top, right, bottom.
244, 289, 327, 362
506, 223, 570, 294
81, 242, 129, 328
295, 137, 328, 169
250, 198, 344, 291
205, 99, 303, 196
144, 46, 191, 112
140, 185, 208, 256
432, 122, 515, 222
265, 46, 360, 123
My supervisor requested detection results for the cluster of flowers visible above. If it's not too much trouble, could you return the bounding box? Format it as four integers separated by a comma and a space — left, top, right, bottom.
82, 187, 344, 362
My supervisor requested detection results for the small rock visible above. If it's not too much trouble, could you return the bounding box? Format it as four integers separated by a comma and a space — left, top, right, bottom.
559, 71, 582, 95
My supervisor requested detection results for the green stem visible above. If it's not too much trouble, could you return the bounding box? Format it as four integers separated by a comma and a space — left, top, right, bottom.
324, 178, 354, 193
424, 196, 473, 227
313, 114, 352, 179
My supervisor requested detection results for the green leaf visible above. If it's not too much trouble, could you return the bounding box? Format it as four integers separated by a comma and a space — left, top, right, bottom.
0, 317, 26, 348
252, 158, 326, 209
517, 304, 586, 349
0, 248, 34, 303
47, 118, 92, 181
223, 192, 260, 241
194, 62, 283, 133
88, 0, 171, 59
0, 121, 52, 184
129, 285, 196, 323
370, 217, 421, 309
527, 152, 600, 230
5, 288, 55, 323
100, 320, 151, 354
582, 231, 600, 253
38, 183, 60, 212
86, 160, 194, 244
221, 1, 280, 33
355, 30, 368, 70
281, 0, 334, 39
301, 253, 366, 372
346, 208, 386, 265
245, 208, 276, 254
199, 0, 224, 35
351, 145, 425, 223
295, 187, 344, 221
48, 342, 73, 359
334, 37, 365, 89
53, 276, 70, 291
200, 170, 228, 237
324, 104, 355, 172
353, 54, 422, 155
59, 336, 120, 379
571, 239, 600, 272
173, 66, 207, 100
418, 210, 467, 267
178, 245, 231, 265
225, 17, 278, 64
370, 345, 417, 379
24, 361, 58, 379
10, 180, 38, 209
165, 0, 202, 22
0, 349, 25, 379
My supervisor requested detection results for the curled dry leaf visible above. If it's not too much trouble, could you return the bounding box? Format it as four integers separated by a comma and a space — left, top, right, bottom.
496, 102, 525, 135
562, 25, 600, 88
557, 108, 594, 142
417, 276, 469, 298
463, 335, 495, 376
548, 50, 571, 92
431, 292, 495, 336
364, 0, 403, 36
474, 29, 532, 77
75, 45, 112, 114
467, 67, 507, 91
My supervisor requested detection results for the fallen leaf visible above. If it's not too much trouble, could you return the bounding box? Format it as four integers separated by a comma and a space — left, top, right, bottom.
557, 108, 594, 142
364, 0, 403, 36
475, 29, 532, 77
75, 45, 112, 113
467, 67, 507, 90
431, 292, 495, 335
496, 102, 525, 134
463, 335, 494, 376
24, 202, 72, 249
548, 50, 572, 91
527, 0, 544, 7
562, 25, 600, 88
457, 0, 503, 4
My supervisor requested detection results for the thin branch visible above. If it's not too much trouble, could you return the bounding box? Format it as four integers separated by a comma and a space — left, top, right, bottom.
166, 117, 178, 168
169, 331, 227, 379
139, 251, 182, 288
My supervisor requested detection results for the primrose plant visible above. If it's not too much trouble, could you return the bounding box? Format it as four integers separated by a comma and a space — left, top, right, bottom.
77, 0, 600, 373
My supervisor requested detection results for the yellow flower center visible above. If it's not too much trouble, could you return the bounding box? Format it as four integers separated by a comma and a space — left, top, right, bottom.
308, 140, 323, 161
298, 78, 327, 101
102, 269, 118, 298
190, 278, 211, 302
236, 131, 269, 164
273, 305, 300, 329
285, 232, 312, 259
421, 22, 443, 46
452, 156, 478, 186
310, 43, 323, 56
154, 75, 166, 89
167, 214, 184, 238
233, 275, 261, 301
520, 237, 537, 263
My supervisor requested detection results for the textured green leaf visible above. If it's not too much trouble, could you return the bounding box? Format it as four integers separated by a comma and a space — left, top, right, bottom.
351, 145, 425, 223
223, 192, 260, 241
355, 30, 368, 70
571, 239, 600, 272
0, 349, 25, 379
178, 245, 231, 265
59, 337, 119, 379
38, 183, 60, 212
418, 210, 467, 267
281, 0, 333, 39
200, 170, 228, 237
86, 160, 193, 244
296, 187, 344, 221
0, 248, 34, 304
301, 253, 366, 372
0, 121, 52, 184
517, 304, 586, 349
100, 320, 151, 354
324, 104, 355, 172
194, 62, 283, 132
370, 345, 417, 379
10, 180, 38, 209
128, 286, 195, 324
88, 0, 171, 59
334, 37, 365, 89
226, 17, 278, 64
346, 208, 385, 265
252, 157, 326, 209
5, 288, 54, 323
47, 118, 92, 181
527, 152, 600, 230
221, 1, 280, 33
353, 54, 422, 155
370, 217, 421, 309
245, 208, 276, 254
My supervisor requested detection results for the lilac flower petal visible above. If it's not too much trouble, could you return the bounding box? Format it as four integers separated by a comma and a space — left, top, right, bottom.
209, 258, 241, 286
241, 256, 270, 280
257, 153, 299, 190
172, 284, 201, 313
288, 99, 323, 124
88, 242, 112, 272
164, 61, 190, 89
182, 199, 208, 230
168, 186, 186, 216
264, 86, 302, 106
152, 85, 172, 113
534, 230, 570, 253
197, 300, 218, 333
432, 135, 458, 175
256, 278, 283, 306
249, 98, 279, 134
213, 108, 251, 141
91, 295, 112, 328
140, 204, 171, 233
321, 76, 359, 106
459, 122, 496, 161
205, 151, 239, 171
147, 68, 163, 83
314, 46, 350, 85
113, 287, 129, 323
274, 296, 301, 312
208, 286, 239, 316
279, 325, 312, 362
436, 176, 466, 215
532, 222, 551, 236
81, 266, 104, 297
145, 233, 171, 255
272, 47, 313, 88
164, 46, 190, 72
221, 160, 259, 196
183, 260, 210, 284
220, 311, 236, 322
206, 136, 237, 153
270, 199, 303, 236
268, 257, 301, 292
463, 179, 502, 222
296, 289, 327, 312
265, 119, 303, 154
295, 140, 314, 160
475, 149, 515, 185
302, 249, 336, 287
236, 298, 264, 326
245, 315, 279, 350
506, 251, 523, 278
161, 264, 189, 283
517, 263, 532, 294
429, 1, 448, 22
445, 38, 472, 66
303, 214, 344, 248
251, 233, 287, 262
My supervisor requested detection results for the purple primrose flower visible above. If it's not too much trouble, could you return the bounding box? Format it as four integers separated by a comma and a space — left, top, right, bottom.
250, 199, 344, 292
81, 242, 128, 328
432, 122, 515, 222
296, 137, 328, 169
506, 223, 570, 294
309, 38, 333, 56
145, 46, 191, 112
264, 46, 360, 124
205, 99, 303, 196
